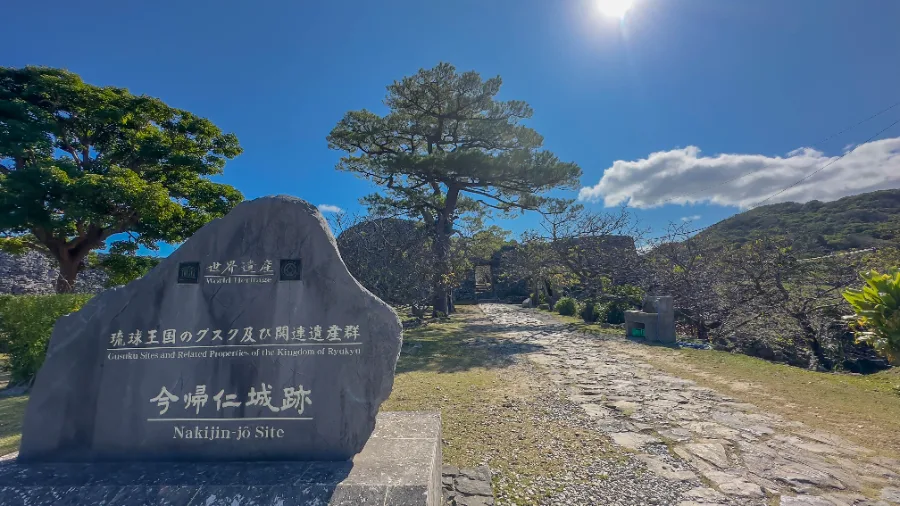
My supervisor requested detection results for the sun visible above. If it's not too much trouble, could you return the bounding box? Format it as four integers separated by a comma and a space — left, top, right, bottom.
595, 0, 635, 19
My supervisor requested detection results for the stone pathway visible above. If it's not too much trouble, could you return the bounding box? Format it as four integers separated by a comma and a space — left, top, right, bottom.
443, 465, 495, 506
479, 303, 900, 506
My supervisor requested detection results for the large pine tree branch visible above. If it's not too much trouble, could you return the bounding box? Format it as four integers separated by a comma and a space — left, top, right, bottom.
462, 186, 539, 211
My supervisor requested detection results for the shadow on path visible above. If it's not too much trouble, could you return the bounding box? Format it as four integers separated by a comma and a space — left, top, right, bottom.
396, 315, 546, 374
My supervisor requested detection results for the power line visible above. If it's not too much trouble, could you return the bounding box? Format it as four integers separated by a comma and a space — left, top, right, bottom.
648, 99, 900, 207
750, 117, 900, 208
655, 115, 900, 240
591, 100, 900, 245
811, 100, 900, 147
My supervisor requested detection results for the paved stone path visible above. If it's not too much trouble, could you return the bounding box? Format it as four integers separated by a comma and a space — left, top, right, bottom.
479, 303, 900, 506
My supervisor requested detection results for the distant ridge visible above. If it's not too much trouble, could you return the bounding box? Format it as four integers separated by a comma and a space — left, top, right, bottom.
697, 189, 900, 256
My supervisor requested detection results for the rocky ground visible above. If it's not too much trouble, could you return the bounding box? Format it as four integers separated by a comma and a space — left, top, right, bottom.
476, 303, 900, 506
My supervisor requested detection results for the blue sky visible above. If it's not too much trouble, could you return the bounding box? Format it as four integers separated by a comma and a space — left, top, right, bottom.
5, 0, 900, 256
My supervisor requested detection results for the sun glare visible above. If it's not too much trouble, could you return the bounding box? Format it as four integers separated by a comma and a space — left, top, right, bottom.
595, 0, 635, 19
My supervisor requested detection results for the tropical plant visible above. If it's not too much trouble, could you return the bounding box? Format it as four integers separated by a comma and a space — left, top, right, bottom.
843, 269, 900, 365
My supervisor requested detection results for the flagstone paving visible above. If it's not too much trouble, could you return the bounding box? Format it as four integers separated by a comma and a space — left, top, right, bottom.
479, 303, 900, 506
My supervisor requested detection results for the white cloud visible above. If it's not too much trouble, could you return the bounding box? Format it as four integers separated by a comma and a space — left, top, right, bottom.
578, 136, 900, 209
680, 215, 701, 222
317, 204, 343, 213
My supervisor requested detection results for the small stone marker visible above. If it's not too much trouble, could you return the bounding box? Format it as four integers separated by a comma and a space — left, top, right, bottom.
19, 195, 403, 462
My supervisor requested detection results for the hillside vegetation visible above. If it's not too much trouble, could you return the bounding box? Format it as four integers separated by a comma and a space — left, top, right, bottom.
698, 189, 900, 256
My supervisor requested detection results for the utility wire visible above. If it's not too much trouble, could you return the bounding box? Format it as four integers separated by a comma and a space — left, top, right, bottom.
653, 116, 900, 240
812, 100, 900, 146
585, 100, 900, 247
651, 99, 900, 207
750, 117, 900, 208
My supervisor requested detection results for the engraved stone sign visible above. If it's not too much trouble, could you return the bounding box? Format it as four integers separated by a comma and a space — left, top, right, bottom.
18, 195, 403, 462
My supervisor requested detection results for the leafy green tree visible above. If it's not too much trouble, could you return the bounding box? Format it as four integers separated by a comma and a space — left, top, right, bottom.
327, 63, 581, 315
0, 293, 93, 385
0, 66, 242, 292
459, 225, 511, 263
97, 248, 162, 288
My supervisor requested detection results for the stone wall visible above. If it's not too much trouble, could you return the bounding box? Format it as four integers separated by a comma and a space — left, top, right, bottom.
455, 245, 531, 303
0, 251, 107, 295
456, 237, 638, 303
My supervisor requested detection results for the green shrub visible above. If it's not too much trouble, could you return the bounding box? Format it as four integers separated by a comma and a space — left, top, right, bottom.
0, 294, 94, 385
843, 269, 900, 365
614, 284, 645, 305
602, 285, 645, 324
554, 297, 577, 316
579, 300, 600, 323
605, 301, 627, 324
537, 303, 550, 311
530, 292, 547, 305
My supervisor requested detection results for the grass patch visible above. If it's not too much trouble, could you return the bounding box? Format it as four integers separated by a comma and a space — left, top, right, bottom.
0, 353, 26, 456
384, 306, 615, 505
643, 348, 900, 457
0, 353, 9, 389
554, 313, 627, 334
0, 396, 26, 456
548, 311, 900, 457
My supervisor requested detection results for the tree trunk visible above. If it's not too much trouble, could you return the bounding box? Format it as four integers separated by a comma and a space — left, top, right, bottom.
697, 321, 709, 342
805, 331, 830, 371
431, 230, 451, 316
430, 187, 460, 317
794, 312, 829, 371
37, 223, 113, 294
55, 255, 80, 294
544, 280, 557, 309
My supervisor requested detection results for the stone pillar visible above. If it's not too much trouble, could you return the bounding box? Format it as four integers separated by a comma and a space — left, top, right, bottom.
654, 296, 676, 344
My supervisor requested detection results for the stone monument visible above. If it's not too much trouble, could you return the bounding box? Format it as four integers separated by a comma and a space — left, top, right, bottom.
624, 295, 676, 344
1, 196, 442, 505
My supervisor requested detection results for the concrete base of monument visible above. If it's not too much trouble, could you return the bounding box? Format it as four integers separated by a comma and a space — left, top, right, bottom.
0, 411, 441, 506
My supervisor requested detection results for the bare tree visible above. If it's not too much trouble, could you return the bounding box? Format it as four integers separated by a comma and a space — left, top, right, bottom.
333, 213, 434, 317
723, 237, 862, 370
500, 232, 569, 305
540, 204, 646, 303
646, 223, 733, 343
